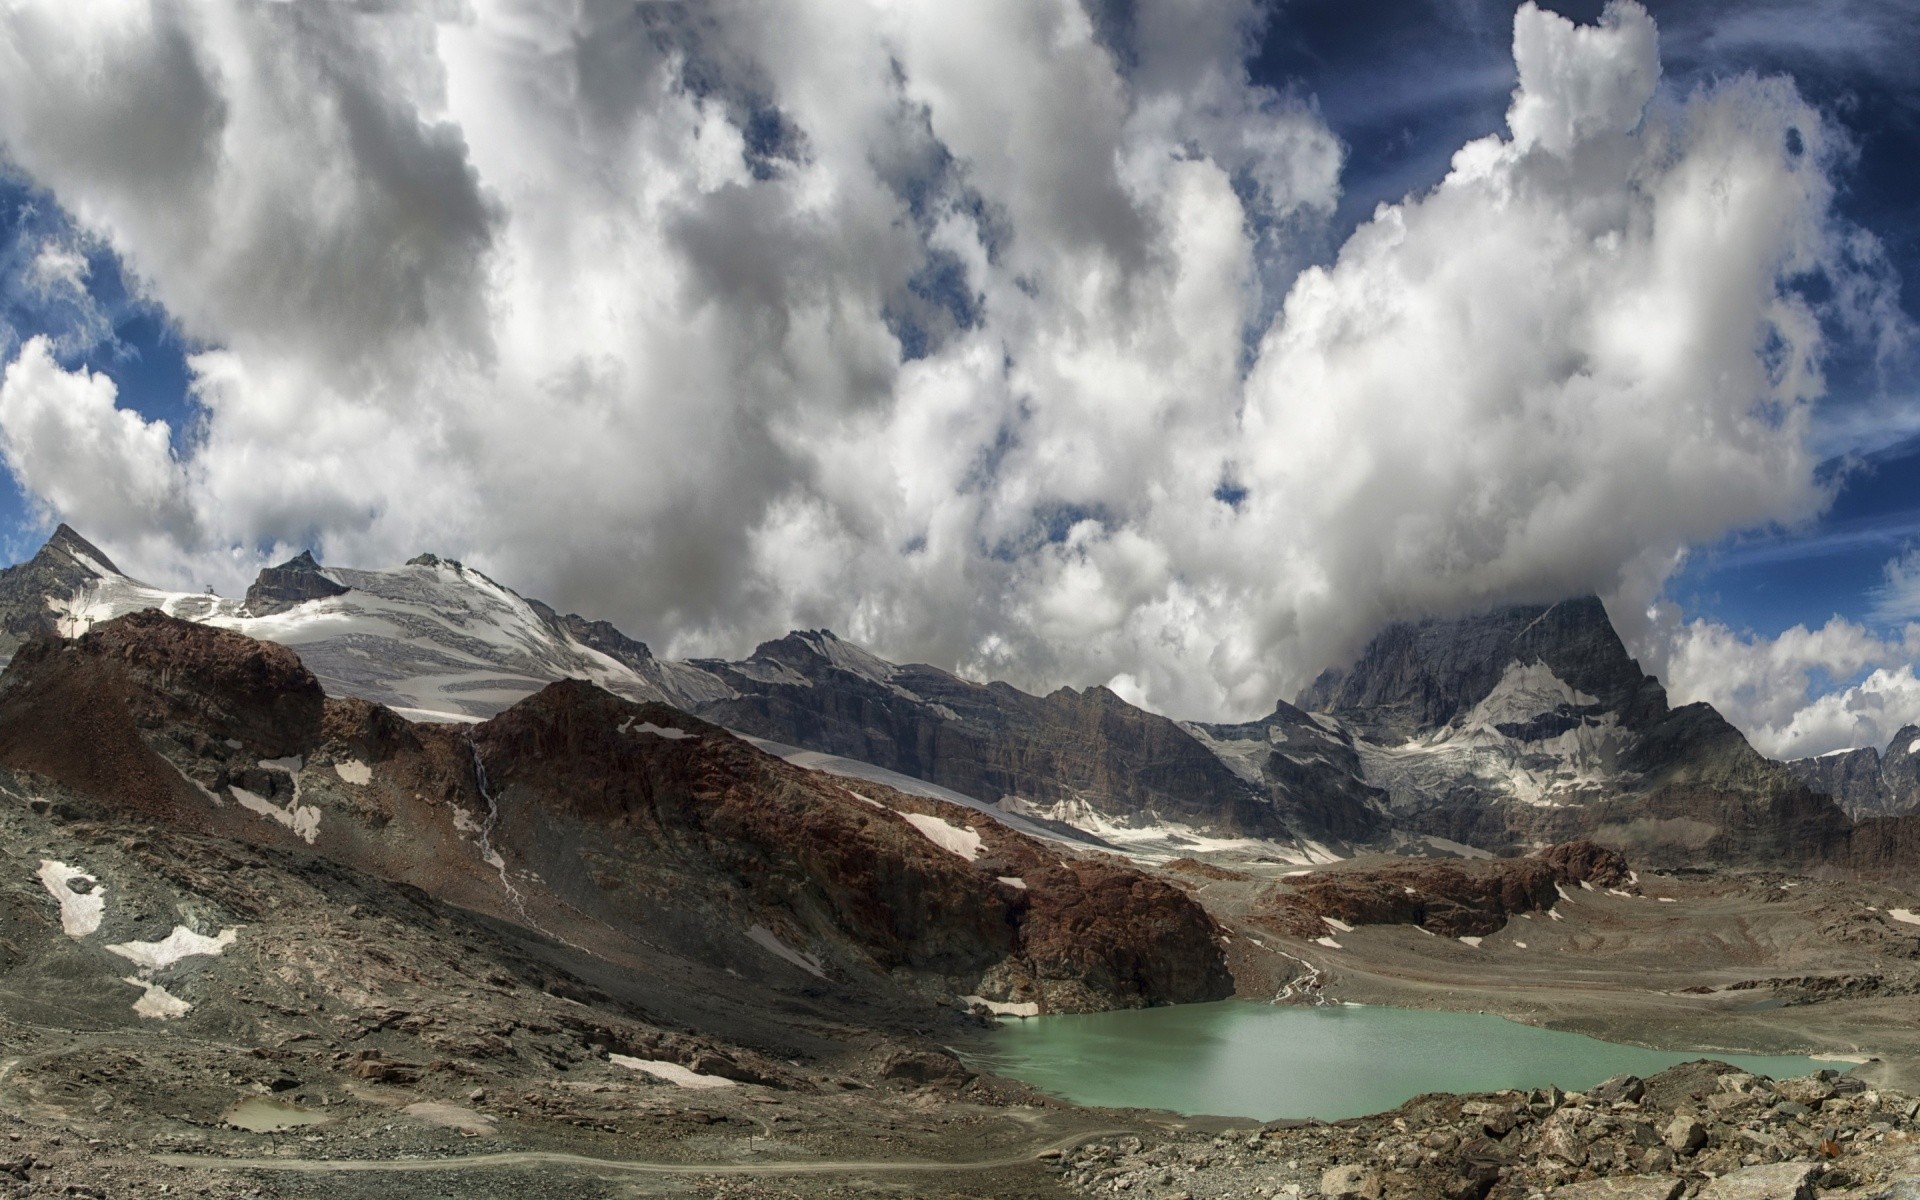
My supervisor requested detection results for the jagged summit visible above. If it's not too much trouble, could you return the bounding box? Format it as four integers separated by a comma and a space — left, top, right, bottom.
40, 523, 121, 575
1298, 595, 1667, 744
243, 548, 350, 616
0, 524, 131, 655
1788, 723, 1920, 820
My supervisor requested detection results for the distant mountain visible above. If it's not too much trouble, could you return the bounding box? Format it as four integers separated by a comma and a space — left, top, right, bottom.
1785, 727, 1920, 820
0, 529, 1381, 861
0, 539, 714, 719
689, 629, 1387, 854
1296, 596, 1920, 870
5, 527, 1917, 873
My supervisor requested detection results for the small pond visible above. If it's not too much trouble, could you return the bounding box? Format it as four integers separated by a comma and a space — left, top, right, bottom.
223, 1096, 330, 1132
969, 1001, 1853, 1121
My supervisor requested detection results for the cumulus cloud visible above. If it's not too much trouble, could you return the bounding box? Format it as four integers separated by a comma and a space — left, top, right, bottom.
1648, 607, 1920, 759
0, 336, 195, 553
0, 0, 1886, 723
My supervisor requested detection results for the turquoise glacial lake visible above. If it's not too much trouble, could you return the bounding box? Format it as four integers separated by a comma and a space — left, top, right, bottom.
970, 1001, 1849, 1121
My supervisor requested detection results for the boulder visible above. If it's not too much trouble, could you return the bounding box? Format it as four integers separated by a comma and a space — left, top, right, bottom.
1696, 1161, 1821, 1200
1319, 1164, 1382, 1200
1550, 1178, 1683, 1200
1664, 1114, 1707, 1153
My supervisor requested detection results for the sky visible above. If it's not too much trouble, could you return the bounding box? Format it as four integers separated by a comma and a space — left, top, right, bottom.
0, 0, 1915, 759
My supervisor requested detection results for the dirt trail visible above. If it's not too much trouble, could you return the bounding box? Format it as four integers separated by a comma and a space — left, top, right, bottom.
155, 1129, 1128, 1177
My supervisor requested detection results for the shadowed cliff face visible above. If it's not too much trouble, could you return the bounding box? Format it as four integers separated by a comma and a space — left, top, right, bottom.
1298, 596, 1669, 743
1786, 726, 1920, 820
690, 630, 1387, 847
0, 612, 1232, 1014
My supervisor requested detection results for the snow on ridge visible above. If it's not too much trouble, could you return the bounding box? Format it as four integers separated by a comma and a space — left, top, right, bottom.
37, 859, 104, 937
901, 811, 984, 862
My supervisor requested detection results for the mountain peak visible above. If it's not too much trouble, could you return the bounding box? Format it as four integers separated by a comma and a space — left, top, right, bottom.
244, 547, 349, 616
1299, 594, 1665, 741
38, 524, 121, 576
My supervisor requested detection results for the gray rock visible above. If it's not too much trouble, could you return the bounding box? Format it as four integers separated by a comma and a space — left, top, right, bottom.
1696, 1161, 1821, 1200
1591, 1074, 1647, 1104
1319, 1164, 1382, 1200
1549, 1177, 1683, 1200
1664, 1115, 1707, 1153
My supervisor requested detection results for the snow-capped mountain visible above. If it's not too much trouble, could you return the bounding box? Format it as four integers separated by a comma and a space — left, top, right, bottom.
4, 528, 716, 720
1786, 727, 1920, 819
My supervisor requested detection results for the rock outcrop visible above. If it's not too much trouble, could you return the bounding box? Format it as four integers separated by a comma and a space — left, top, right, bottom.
1260, 841, 1631, 939
241, 550, 350, 615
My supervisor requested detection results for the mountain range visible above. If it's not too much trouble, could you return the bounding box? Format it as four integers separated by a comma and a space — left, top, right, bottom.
4, 524, 1916, 874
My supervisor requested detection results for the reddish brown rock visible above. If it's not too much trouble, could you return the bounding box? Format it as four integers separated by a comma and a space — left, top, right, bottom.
1260, 842, 1635, 939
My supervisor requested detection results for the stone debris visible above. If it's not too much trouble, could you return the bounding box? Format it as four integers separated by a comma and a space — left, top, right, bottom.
1055, 1061, 1920, 1200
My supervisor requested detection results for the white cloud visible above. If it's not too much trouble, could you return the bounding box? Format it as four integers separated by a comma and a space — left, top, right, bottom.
0, 1, 1886, 723
0, 336, 195, 552
1643, 606, 1920, 759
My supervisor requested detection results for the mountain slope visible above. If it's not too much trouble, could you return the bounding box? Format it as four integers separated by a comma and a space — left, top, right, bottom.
688, 629, 1384, 855
0, 609, 1231, 1013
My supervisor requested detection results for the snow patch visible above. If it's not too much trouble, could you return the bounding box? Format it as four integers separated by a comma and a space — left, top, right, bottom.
1458, 936, 1483, 948
333, 759, 372, 786
1888, 909, 1920, 926
901, 812, 984, 862
124, 977, 191, 1019
1910, 738, 1920, 755
961, 994, 1040, 1018
1514, 941, 1528, 949
1313, 936, 1342, 949
260, 755, 303, 774
996, 876, 1028, 890
619, 717, 691, 740
36, 860, 104, 937
107, 926, 237, 973
1321, 916, 1353, 934
1548, 909, 1565, 921
1658, 897, 1677, 903
746, 924, 826, 978
607, 1055, 735, 1089
231, 786, 321, 844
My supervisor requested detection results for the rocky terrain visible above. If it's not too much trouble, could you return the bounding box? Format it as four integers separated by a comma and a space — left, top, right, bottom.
1056, 1062, 1920, 1199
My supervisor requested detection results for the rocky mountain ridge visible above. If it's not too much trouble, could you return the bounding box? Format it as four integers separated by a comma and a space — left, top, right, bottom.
5, 528, 1920, 874
1786, 727, 1920, 820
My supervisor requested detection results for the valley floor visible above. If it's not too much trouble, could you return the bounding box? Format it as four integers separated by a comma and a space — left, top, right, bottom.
1188, 856, 1920, 1092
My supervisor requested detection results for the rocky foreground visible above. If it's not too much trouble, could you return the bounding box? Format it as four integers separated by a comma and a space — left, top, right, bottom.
1057, 1062, 1920, 1200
